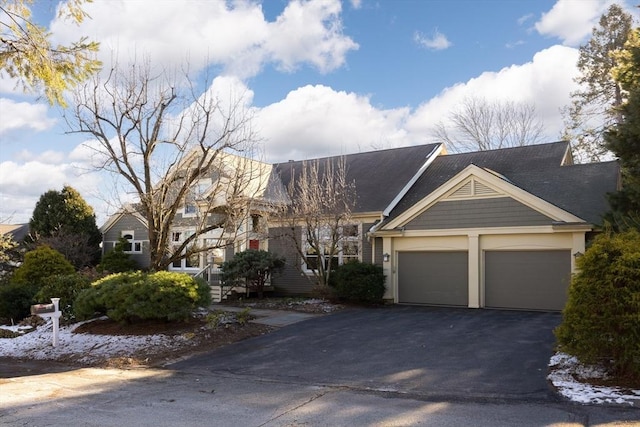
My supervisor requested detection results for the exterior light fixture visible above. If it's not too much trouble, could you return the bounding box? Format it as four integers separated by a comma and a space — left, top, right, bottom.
383, 253, 390, 262
573, 251, 583, 259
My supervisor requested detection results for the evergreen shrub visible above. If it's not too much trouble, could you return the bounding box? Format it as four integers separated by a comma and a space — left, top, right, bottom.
75, 271, 211, 323
329, 260, 385, 304
34, 273, 91, 322
0, 246, 75, 322
555, 230, 640, 380
11, 245, 75, 288
0, 281, 39, 323
97, 237, 139, 273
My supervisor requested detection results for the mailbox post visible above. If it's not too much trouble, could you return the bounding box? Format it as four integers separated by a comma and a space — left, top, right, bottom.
30, 298, 62, 347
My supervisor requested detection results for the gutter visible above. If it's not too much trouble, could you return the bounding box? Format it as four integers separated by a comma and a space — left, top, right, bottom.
368, 143, 443, 235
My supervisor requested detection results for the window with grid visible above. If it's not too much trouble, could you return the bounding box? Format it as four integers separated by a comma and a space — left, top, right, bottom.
303, 224, 360, 272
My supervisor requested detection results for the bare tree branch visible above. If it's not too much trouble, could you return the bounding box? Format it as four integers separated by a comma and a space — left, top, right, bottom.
64, 59, 261, 270
432, 96, 545, 152
273, 157, 357, 288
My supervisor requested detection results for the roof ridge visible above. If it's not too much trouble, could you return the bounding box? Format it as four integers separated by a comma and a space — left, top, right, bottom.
440, 141, 568, 158
274, 143, 440, 166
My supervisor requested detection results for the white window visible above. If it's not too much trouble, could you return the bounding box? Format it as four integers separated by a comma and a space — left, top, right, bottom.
121, 230, 142, 253
184, 204, 197, 216
303, 224, 360, 272
170, 230, 199, 269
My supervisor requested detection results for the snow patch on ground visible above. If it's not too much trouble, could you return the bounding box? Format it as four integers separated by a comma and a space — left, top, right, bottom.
0, 318, 178, 364
547, 352, 640, 406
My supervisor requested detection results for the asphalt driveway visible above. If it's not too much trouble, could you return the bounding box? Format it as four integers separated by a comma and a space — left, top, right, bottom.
170, 306, 561, 402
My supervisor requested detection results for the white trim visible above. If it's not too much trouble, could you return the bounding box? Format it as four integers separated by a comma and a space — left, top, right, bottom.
382, 144, 444, 217
100, 207, 148, 233
383, 164, 585, 230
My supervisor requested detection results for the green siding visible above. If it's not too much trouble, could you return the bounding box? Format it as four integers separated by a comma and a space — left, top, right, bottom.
405, 197, 553, 230
268, 226, 314, 295
103, 213, 150, 269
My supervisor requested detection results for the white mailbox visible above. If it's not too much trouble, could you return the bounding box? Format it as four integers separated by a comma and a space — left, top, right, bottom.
30, 298, 61, 347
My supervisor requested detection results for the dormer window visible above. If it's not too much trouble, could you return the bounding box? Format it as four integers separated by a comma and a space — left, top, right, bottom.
184, 204, 197, 215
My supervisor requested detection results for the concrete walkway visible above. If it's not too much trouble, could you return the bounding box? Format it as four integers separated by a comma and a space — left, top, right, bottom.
212, 305, 323, 327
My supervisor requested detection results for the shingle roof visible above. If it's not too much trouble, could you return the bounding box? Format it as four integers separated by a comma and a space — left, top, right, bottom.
387, 141, 619, 225
273, 143, 441, 213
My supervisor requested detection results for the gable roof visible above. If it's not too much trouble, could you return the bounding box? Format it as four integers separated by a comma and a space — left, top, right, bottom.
272, 143, 441, 213
0, 223, 29, 241
385, 141, 619, 226
100, 205, 148, 234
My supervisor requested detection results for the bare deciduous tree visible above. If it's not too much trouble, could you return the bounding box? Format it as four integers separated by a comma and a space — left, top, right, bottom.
432, 96, 545, 152
65, 60, 263, 271
274, 157, 357, 290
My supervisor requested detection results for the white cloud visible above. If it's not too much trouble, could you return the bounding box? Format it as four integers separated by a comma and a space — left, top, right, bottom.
517, 13, 534, 26
534, 0, 614, 46
264, 0, 359, 74
350, 0, 363, 9
0, 155, 105, 224
405, 45, 580, 143
0, 99, 56, 136
13, 149, 66, 165
49, 0, 358, 79
248, 44, 581, 162
255, 85, 411, 162
414, 29, 452, 51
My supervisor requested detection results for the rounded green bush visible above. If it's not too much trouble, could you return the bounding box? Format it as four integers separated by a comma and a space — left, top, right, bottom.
0, 281, 39, 323
329, 260, 385, 304
97, 237, 139, 273
555, 230, 640, 380
75, 271, 211, 323
11, 245, 75, 288
34, 273, 91, 322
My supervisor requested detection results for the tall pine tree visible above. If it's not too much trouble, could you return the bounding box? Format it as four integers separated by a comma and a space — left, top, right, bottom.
29, 186, 102, 267
562, 4, 634, 162
605, 28, 640, 229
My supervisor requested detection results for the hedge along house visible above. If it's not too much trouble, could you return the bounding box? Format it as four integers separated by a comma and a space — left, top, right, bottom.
100, 150, 285, 278
267, 141, 619, 311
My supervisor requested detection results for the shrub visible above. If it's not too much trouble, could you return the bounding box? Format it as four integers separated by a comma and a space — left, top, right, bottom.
97, 237, 139, 273
555, 230, 640, 380
11, 245, 75, 288
0, 246, 75, 322
221, 250, 285, 299
329, 261, 385, 304
34, 273, 91, 322
75, 271, 211, 323
0, 281, 39, 323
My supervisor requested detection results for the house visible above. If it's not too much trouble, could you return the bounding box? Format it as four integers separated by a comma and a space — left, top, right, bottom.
267, 141, 619, 311
100, 206, 151, 269
100, 151, 282, 276
101, 141, 619, 311
0, 223, 30, 275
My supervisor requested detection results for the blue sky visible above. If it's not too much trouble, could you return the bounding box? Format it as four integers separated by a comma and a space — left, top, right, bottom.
1, 0, 638, 225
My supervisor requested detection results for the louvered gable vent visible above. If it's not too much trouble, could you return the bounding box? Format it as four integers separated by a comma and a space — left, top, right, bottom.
450, 181, 472, 198
445, 178, 501, 200
474, 181, 498, 196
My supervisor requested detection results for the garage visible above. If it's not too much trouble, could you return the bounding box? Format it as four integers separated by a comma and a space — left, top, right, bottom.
484, 250, 571, 311
398, 251, 468, 306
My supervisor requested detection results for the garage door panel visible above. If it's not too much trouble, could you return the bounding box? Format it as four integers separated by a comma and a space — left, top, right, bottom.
485, 250, 570, 311
398, 251, 468, 306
